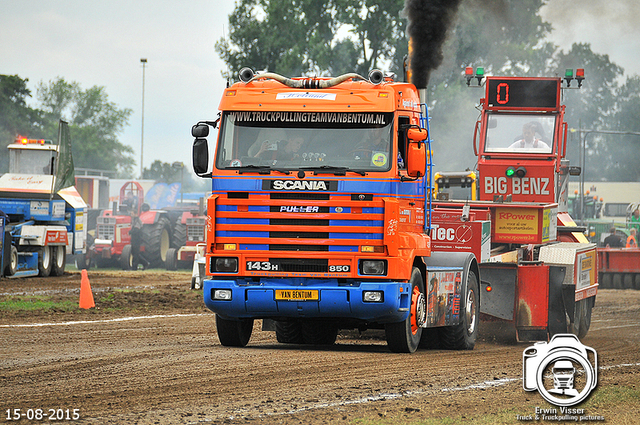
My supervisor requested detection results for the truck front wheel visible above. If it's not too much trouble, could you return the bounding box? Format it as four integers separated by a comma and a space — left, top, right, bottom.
440, 270, 479, 350
216, 315, 254, 347
385, 267, 426, 353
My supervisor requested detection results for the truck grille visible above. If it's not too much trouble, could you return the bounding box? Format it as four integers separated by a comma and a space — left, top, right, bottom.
187, 225, 206, 242
214, 192, 384, 253
97, 224, 115, 240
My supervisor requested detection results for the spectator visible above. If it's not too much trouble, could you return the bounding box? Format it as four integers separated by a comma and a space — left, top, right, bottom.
603, 228, 623, 248
626, 228, 638, 248
129, 209, 149, 270
630, 208, 640, 232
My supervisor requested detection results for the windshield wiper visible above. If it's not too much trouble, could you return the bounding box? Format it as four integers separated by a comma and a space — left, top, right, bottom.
235, 165, 290, 175
299, 165, 366, 176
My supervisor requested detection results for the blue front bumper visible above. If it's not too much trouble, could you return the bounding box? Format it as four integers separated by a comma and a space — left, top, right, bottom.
203, 277, 411, 324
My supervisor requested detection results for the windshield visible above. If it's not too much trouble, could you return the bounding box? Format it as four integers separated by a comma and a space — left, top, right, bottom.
215, 111, 394, 172
484, 114, 556, 154
9, 148, 56, 175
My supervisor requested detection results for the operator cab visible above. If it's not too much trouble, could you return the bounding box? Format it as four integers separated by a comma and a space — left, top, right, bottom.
8, 138, 57, 175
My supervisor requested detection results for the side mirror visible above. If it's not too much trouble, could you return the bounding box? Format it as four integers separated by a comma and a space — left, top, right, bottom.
192, 138, 209, 176
407, 127, 427, 142
406, 141, 426, 178
192, 124, 209, 138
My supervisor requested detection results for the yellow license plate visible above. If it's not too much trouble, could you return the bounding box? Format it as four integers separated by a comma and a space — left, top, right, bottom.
275, 289, 319, 301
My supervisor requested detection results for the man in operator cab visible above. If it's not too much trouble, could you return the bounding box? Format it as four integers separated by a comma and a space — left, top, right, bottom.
509, 122, 551, 151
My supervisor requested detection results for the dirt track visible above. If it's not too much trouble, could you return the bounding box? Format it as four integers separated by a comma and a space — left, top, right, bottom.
1, 270, 639, 424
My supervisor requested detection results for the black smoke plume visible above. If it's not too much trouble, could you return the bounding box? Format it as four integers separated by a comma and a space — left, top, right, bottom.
404, 0, 463, 89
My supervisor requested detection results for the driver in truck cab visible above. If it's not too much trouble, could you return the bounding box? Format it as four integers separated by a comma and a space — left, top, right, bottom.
509, 121, 551, 151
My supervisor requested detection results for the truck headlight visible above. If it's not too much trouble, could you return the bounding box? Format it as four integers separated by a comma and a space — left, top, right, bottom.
363, 291, 384, 302
360, 260, 387, 275
211, 257, 238, 273
212, 289, 232, 300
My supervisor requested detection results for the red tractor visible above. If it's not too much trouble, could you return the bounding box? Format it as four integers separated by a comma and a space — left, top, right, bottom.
94, 181, 172, 269
164, 198, 207, 271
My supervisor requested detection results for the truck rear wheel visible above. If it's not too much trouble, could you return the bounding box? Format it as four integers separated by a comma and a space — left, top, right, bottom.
385, 267, 425, 353
216, 315, 253, 347
51, 245, 66, 276
440, 270, 479, 350
38, 246, 52, 277
275, 320, 304, 344
301, 320, 338, 345
141, 216, 171, 268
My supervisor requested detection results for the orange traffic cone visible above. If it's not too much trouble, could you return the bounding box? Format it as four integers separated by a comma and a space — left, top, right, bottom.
79, 269, 95, 309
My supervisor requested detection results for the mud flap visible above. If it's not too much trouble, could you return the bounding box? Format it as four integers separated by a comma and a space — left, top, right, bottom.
548, 266, 568, 336
478, 263, 517, 321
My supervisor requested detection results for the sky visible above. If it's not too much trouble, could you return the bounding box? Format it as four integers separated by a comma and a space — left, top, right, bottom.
1, 0, 639, 177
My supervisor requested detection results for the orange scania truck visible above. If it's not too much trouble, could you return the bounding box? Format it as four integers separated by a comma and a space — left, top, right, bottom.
190, 68, 480, 353
431, 69, 597, 341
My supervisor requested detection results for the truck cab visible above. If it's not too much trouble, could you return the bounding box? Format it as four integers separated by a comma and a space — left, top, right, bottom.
0, 129, 87, 278
191, 69, 480, 353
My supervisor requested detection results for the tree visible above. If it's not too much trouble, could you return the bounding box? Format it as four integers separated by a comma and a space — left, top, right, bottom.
0, 75, 47, 173
216, 0, 640, 181
36, 77, 135, 177
143, 160, 209, 192
216, 0, 406, 79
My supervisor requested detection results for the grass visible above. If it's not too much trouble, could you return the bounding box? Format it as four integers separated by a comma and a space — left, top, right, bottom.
0, 296, 78, 312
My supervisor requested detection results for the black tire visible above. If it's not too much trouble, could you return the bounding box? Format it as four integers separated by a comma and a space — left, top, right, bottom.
600, 273, 611, 289
165, 247, 178, 271
440, 270, 479, 350
612, 273, 623, 289
576, 297, 593, 339
623, 274, 634, 289
75, 253, 91, 270
275, 320, 305, 344
95, 258, 113, 269
5, 245, 18, 276
51, 245, 66, 276
216, 315, 254, 347
172, 221, 187, 249
120, 244, 133, 270
418, 327, 441, 349
385, 267, 426, 353
635, 274, 640, 290
190, 276, 202, 290
301, 320, 338, 345
38, 246, 53, 277
141, 216, 171, 268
